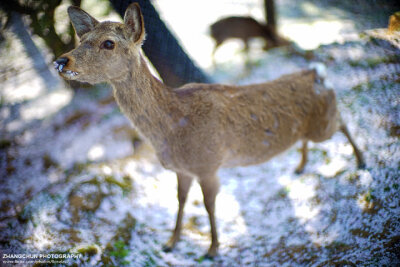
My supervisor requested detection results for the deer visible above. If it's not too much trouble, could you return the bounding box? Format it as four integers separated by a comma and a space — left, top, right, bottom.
210, 16, 291, 62
54, 3, 365, 259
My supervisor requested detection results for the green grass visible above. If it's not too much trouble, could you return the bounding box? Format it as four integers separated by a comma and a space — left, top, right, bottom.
348, 55, 400, 69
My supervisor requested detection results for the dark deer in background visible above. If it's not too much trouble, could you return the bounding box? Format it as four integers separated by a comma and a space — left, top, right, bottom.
210, 16, 290, 60
210, 0, 290, 63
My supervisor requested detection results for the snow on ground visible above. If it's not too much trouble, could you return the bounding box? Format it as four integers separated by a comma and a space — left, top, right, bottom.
1, 0, 400, 266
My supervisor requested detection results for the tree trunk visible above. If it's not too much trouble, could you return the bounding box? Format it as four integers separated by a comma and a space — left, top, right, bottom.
264, 0, 276, 30
9, 12, 60, 90
110, 0, 212, 87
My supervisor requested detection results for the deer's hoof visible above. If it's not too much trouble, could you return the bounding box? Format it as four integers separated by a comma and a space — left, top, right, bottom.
203, 253, 215, 260
162, 245, 173, 253
357, 162, 366, 169
294, 168, 304, 175
203, 247, 217, 260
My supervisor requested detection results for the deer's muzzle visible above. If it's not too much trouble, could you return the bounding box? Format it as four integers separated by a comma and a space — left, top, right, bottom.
54, 56, 79, 77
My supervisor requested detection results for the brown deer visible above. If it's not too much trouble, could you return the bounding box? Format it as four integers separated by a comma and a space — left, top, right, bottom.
210, 16, 290, 61
55, 3, 365, 258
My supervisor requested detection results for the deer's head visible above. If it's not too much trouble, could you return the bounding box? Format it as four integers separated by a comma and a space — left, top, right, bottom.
54, 3, 145, 84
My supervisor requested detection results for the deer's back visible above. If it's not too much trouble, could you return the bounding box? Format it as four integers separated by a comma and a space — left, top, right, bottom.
173, 70, 337, 168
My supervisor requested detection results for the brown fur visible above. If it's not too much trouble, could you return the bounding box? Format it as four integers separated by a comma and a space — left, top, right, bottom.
56, 3, 364, 258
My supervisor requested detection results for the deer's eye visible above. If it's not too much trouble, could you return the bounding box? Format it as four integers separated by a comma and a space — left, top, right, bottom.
101, 40, 115, 50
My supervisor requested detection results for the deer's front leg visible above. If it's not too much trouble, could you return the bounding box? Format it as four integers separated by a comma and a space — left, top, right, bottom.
163, 173, 193, 252
199, 174, 220, 259
295, 140, 308, 174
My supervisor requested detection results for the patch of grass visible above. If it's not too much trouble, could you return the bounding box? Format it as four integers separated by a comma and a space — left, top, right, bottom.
6, 165, 15, 175
348, 54, 400, 69
196, 255, 207, 264
113, 213, 136, 243
383, 181, 398, 192
76, 244, 101, 256
0, 139, 12, 149
350, 227, 370, 238
277, 187, 289, 198
364, 189, 376, 203
389, 124, 400, 137
289, 47, 315, 60
105, 175, 133, 196
42, 153, 58, 170
64, 162, 89, 176
99, 214, 137, 266
109, 240, 130, 265
357, 188, 381, 213
105, 175, 132, 191
308, 147, 329, 164
351, 81, 373, 92
326, 241, 352, 253
102, 106, 122, 120
141, 250, 157, 267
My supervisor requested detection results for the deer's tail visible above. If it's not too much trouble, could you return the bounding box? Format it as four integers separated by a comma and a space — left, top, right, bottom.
309, 62, 333, 89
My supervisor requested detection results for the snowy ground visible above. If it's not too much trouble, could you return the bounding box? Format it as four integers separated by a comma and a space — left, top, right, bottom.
1, 1, 400, 266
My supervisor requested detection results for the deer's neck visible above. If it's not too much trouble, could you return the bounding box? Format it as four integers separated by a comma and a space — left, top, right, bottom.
110, 55, 180, 146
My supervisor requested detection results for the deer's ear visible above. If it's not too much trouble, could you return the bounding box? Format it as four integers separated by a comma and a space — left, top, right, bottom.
68, 6, 99, 38
124, 3, 145, 44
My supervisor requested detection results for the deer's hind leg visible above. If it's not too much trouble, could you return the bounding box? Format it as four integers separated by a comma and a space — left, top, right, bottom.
198, 172, 220, 259
295, 140, 308, 174
338, 119, 365, 169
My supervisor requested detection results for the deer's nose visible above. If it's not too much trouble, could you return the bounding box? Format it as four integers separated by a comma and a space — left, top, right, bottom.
54, 57, 69, 72
56, 57, 69, 65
